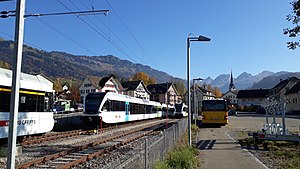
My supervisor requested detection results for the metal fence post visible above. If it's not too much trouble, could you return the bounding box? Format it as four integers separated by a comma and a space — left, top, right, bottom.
173, 125, 176, 146
144, 137, 148, 169
164, 129, 167, 153
162, 130, 165, 161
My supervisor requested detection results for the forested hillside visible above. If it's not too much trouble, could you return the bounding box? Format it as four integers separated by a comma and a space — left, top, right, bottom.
0, 39, 181, 83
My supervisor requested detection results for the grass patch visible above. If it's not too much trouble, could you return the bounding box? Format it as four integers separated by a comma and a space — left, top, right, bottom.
154, 129, 200, 169
238, 137, 300, 169
154, 146, 199, 169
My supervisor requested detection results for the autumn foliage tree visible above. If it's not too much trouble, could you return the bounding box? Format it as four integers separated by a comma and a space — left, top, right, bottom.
0, 61, 10, 69
173, 79, 186, 96
53, 78, 81, 103
212, 87, 222, 98
131, 72, 157, 85
203, 84, 222, 98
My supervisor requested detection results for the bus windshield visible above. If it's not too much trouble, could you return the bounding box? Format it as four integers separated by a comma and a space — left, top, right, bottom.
202, 100, 226, 111
85, 93, 106, 113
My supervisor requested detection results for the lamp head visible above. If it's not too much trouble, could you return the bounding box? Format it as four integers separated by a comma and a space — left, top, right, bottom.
198, 35, 211, 41
194, 78, 203, 81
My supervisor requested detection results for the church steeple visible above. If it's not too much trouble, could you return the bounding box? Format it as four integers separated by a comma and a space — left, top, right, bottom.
229, 70, 236, 91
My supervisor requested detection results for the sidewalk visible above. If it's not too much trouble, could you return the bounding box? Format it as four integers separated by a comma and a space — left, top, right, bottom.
195, 127, 268, 169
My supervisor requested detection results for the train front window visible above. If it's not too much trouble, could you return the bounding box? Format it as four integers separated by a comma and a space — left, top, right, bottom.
85, 93, 105, 113
175, 104, 182, 112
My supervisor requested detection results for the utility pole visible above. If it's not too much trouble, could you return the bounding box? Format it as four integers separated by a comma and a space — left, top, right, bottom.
1, 2, 109, 167
7, 0, 26, 169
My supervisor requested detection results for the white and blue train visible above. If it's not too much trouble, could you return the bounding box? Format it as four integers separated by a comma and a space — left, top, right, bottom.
161, 103, 175, 118
174, 103, 188, 117
83, 92, 182, 128
0, 68, 55, 139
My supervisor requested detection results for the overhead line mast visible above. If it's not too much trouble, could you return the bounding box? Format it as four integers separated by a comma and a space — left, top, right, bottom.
0, 1, 108, 168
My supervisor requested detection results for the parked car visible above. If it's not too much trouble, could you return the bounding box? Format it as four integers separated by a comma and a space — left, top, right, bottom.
228, 109, 237, 116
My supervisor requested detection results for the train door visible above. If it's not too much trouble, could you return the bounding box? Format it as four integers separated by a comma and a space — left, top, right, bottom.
125, 101, 129, 121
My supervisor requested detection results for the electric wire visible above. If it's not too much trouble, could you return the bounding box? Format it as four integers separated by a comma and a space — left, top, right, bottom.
0, 31, 43, 49
35, 18, 95, 54
105, 0, 159, 68
77, 0, 142, 62
56, 0, 136, 62
0, 2, 96, 55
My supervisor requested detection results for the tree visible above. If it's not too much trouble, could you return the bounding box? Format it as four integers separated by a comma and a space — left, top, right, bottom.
53, 78, 63, 92
284, 0, 300, 49
0, 61, 10, 69
131, 72, 157, 86
212, 87, 222, 98
173, 79, 186, 96
204, 84, 212, 91
67, 80, 81, 102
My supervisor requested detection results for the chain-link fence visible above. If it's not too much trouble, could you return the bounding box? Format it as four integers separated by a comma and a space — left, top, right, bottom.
102, 118, 188, 169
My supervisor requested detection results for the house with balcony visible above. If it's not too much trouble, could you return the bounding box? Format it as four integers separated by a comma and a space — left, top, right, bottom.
79, 76, 123, 102
192, 84, 216, 101
284, 81, 300, 114
147, 82, 178, 105
190, 84, 216, 112
268, 77, 300, 100
121, 80, 151, 100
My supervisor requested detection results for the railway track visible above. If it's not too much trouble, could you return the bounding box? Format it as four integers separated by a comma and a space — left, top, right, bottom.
16, 120, 170, 169
20, 118, 159, 146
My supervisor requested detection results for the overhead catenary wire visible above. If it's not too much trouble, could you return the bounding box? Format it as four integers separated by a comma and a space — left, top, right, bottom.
105, 0, 159, 68
0, 31, 43, 49
35, 18, 96, 55
1, 4, 101, 55
56, 0, 136, 63
3, 9, 109, 18
76, 0, 142, 62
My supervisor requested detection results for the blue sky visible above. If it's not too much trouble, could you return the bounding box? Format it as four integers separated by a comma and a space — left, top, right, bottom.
0, 0, 299, 80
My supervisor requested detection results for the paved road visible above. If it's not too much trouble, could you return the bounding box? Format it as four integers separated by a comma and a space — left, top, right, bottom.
196, 112, 300, 169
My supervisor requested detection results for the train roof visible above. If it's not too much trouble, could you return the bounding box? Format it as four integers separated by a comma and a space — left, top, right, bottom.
87, 92, 163, 106
0, 68, 53, 92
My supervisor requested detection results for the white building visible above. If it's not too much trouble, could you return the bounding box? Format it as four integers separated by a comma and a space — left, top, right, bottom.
237, 89, 269, 107
121, 80, 151, 100
79, 76, 123, 102
284, 81, 300, 114
222, 90, 238, 105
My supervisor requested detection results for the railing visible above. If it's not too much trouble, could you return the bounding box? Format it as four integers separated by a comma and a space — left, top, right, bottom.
102, 118, 188, 169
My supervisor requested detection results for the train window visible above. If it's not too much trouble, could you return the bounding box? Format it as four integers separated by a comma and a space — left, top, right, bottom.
19, 93, 38, 112
101, 101, 111, 111
110, 100, 125, 111
152, 106, 161, 112
0, 87, 48, 112
37, 95, 45, 112
20, 96, 26, 103
169, 108, 175, 113
0, 91, 10, 112
145, 105, 153, 114
129, 103, 145, 114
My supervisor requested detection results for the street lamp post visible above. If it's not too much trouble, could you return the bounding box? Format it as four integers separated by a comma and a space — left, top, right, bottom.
187, 35, 210, 146
193, 78, 203, 125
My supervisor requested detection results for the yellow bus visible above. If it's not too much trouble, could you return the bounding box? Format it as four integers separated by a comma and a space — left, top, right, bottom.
201, 99, 228, 126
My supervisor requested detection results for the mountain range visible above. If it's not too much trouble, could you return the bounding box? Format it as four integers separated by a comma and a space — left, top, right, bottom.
201, 71, 300, 93
0, 38, 299, 93
0, 38, 180, 83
